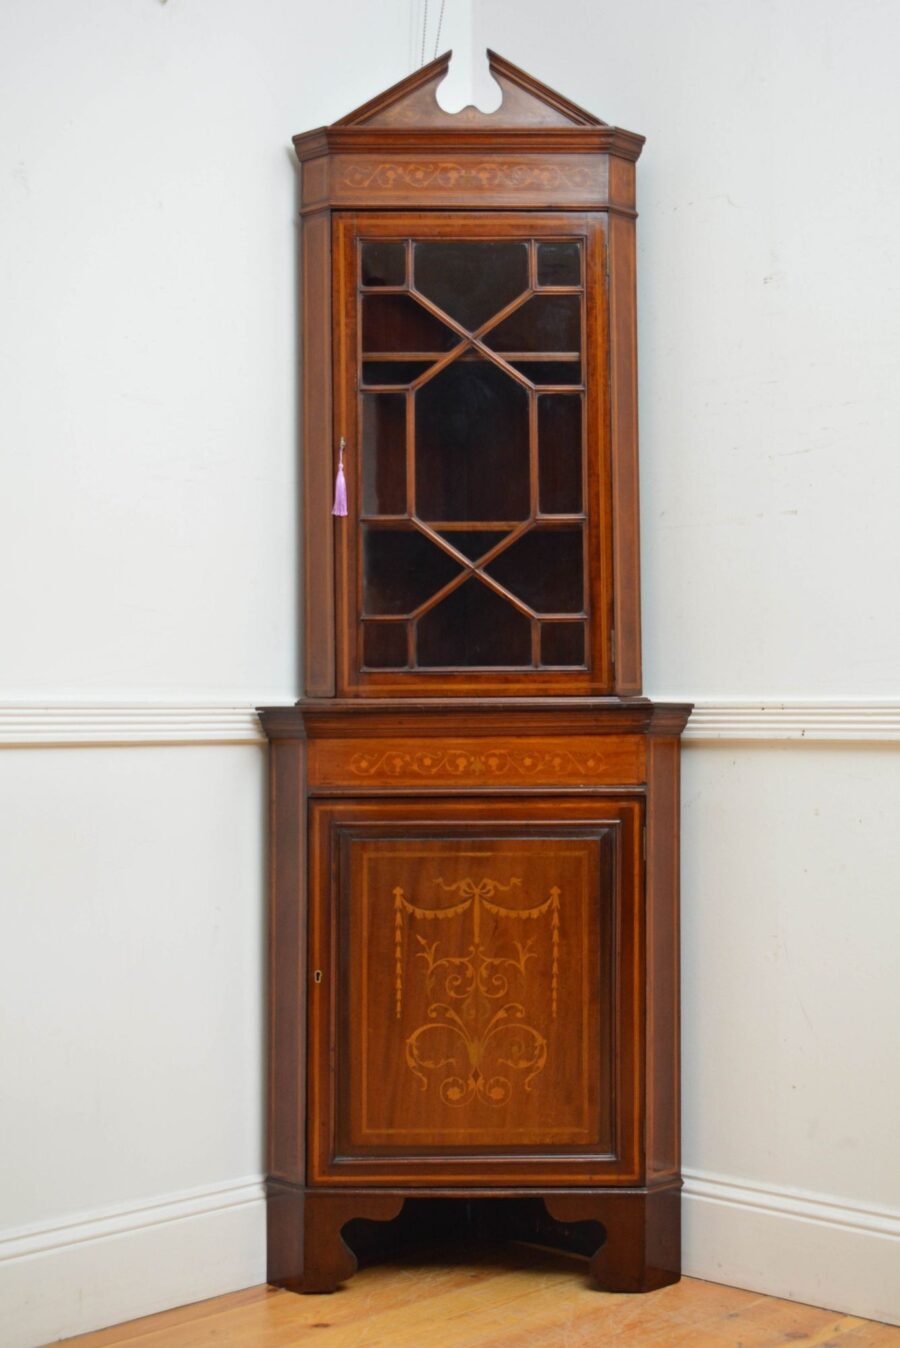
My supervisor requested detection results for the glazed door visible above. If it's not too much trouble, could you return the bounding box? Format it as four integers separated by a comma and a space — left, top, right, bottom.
307, 797, 642, 1186
333, 212, 612, 696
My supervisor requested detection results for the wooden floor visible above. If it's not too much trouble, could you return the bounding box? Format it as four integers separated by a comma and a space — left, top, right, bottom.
62, 1244, 899, 1347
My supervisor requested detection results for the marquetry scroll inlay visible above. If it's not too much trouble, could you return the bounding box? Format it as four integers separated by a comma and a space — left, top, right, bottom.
392, 876, 561, 1108
350, 747, 609, 778
338, 160, 594, 193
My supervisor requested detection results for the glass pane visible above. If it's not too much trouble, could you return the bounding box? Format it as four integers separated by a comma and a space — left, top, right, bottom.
510, 360, 582, 386
417, 577, 531, 667
361, 241, 406, 287
362, 622, 408, 668
362, 360, 435, 387
362, 394, 406, 516
363, 528, 462, 615
485, 527, 584, 613
541, 621, 585, 666
436, 529, 510, 562
415, 356, 530, 522
362, 294, 458, 353
414, 242, 528, 331
538, 395, 583, 514
484, 295, 581, 353
537, 241, 581, 287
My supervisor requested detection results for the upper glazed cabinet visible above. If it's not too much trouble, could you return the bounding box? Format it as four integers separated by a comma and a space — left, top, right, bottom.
294, 51, 644, 698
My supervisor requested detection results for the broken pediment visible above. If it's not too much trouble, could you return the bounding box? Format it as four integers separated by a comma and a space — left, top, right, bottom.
333, 49, 606, 131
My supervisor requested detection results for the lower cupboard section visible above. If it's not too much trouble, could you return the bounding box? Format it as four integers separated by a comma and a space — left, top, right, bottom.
306, 795, 643, 1186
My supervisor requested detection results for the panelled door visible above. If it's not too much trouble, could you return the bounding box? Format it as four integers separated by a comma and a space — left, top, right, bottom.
332, 212, 612, 696
307, 796, 642, 1186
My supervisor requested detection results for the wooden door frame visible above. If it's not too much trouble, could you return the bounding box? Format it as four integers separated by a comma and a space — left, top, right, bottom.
331, 210, 613, 698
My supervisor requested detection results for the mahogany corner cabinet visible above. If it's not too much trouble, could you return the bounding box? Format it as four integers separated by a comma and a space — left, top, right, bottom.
259, 50, 691, 1295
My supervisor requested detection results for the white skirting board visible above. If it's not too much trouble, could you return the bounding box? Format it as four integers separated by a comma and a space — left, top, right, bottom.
0, 1173, 896, 1345
0, 1180, 266, 1348
683, 1171, 900, 1327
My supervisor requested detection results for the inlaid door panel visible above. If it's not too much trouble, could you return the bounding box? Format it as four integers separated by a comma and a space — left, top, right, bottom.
308, 797, 642, 1186
333, 211, 611, 696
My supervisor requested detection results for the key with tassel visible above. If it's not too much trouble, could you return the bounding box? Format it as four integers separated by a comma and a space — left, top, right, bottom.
332, 437, 348, 517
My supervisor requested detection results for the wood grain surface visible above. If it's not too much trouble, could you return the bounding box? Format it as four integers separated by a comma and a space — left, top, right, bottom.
62, 1247, 900, 1347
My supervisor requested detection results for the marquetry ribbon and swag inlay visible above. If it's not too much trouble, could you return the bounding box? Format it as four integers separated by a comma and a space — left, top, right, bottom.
392, 876, 561, 1108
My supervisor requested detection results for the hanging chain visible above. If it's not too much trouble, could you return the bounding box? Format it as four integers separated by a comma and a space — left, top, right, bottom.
433, 0, 446, 58
420, 0, 446, 66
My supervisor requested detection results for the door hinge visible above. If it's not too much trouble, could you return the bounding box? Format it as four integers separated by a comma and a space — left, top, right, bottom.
610, 627, 616, 672
642, 825, 647, 862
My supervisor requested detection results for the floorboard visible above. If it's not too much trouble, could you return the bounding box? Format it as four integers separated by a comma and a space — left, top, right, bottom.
59, 1244, 900, 1347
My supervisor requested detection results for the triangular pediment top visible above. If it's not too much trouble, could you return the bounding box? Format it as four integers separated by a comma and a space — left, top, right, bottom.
333, 49, 606, 131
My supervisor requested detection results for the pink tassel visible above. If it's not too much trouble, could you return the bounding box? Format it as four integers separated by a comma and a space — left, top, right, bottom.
332, 438, 348, 517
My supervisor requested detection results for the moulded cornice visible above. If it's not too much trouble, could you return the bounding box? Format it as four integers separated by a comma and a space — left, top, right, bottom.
292, 125, 645, 162
259, 698, 692, 741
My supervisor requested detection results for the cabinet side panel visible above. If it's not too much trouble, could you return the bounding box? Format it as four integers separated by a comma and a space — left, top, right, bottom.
269, 739, 307, 1183
607, 208, 642, 694
301, 210, 335, 697
585, 217, 614, 692
645, 736, 681, 1180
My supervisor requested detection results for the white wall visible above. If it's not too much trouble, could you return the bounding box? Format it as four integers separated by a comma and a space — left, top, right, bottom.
0, 3, 429, 1342
475, 0, 900, 700
0, 747, 267, 1345
680, 743, 900, 1322
1, 1, 898, 1343
474, 0, 900, 1326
